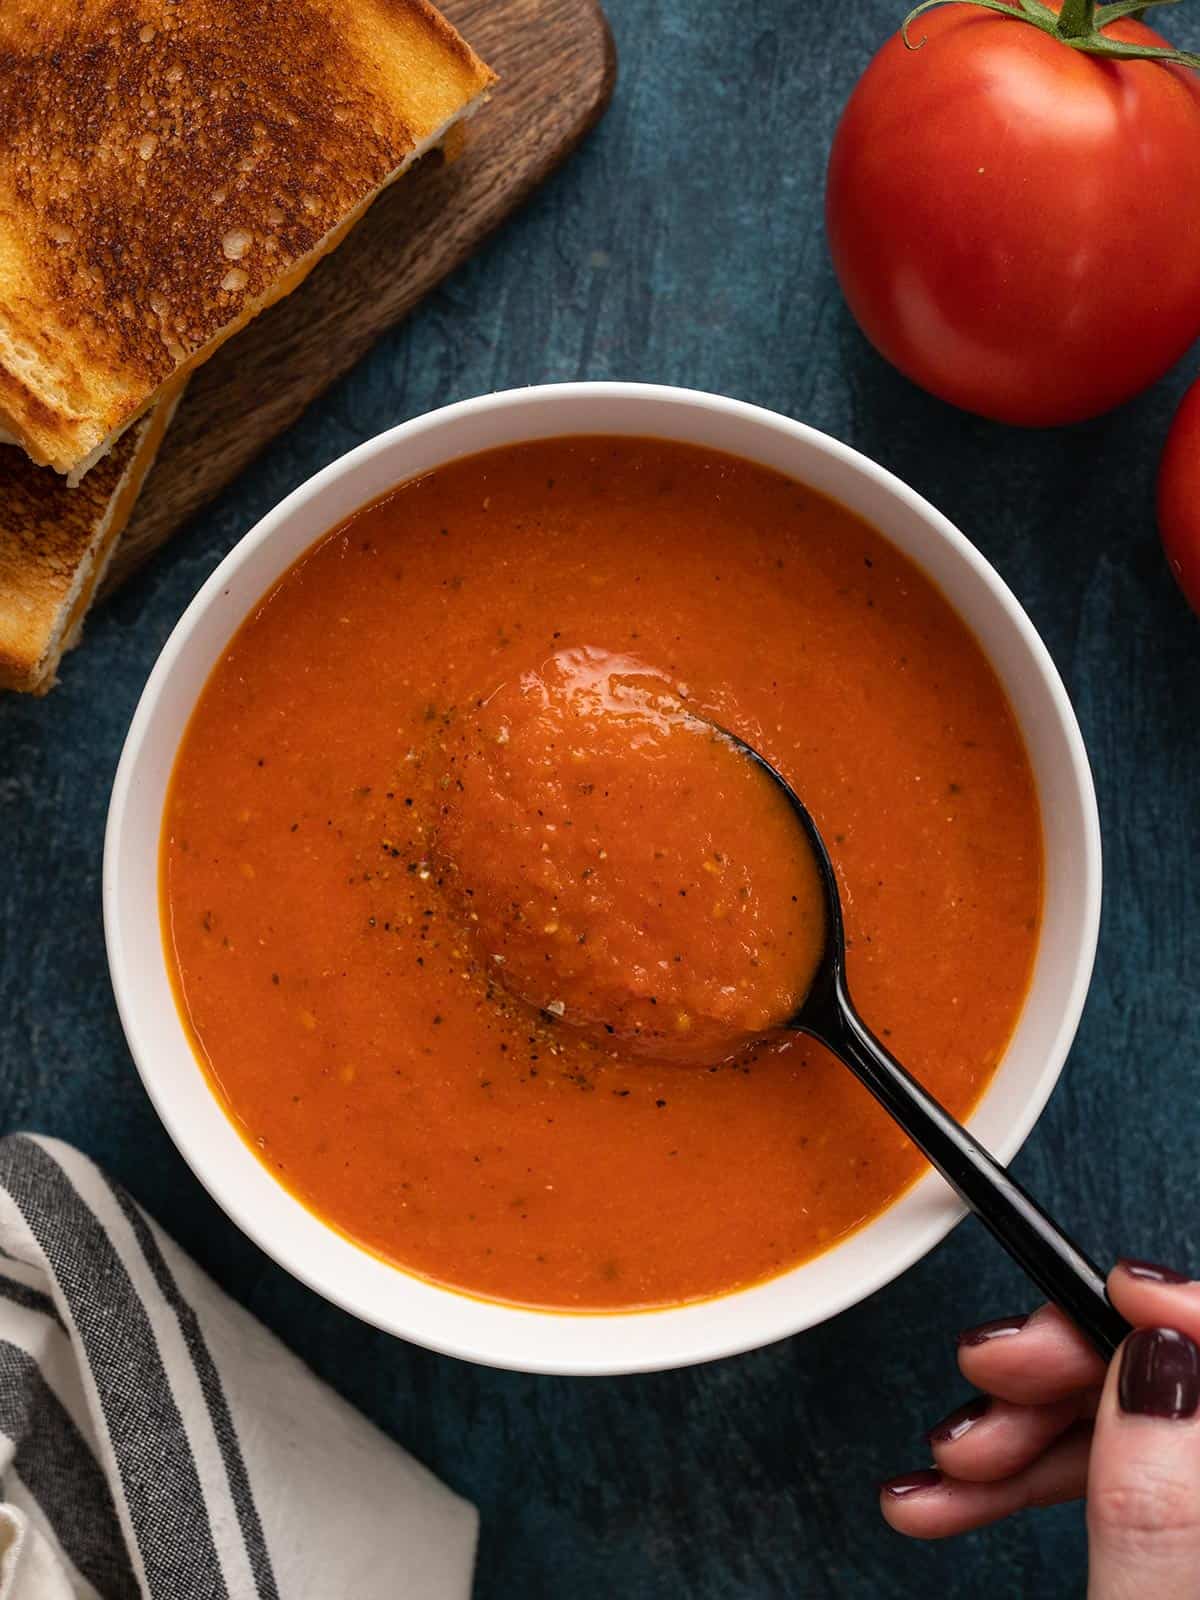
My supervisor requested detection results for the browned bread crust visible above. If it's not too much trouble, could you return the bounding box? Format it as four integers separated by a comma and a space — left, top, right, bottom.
0, 384, 183, 692
0, 0, 494, 475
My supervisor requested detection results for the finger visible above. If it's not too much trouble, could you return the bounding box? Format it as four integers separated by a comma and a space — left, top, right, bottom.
880, 1422, 1091, 1540
953, 1259, 1200, 1406
1086, 1325, 1200, 1600
1109, 1260, 1200, 1339
958, 1305, 1107, 1404
928, 1393, 1090, 1482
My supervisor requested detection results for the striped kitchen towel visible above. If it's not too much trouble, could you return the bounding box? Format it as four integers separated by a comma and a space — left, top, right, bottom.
0, 1134, 477, 1600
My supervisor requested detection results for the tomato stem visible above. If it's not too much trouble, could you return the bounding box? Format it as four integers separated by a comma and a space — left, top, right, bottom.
1056, 0, 1098, 33
900, 0, 1200, 69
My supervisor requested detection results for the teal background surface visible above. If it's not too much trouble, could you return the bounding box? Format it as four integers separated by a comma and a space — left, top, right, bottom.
2, 3, 1199, 1593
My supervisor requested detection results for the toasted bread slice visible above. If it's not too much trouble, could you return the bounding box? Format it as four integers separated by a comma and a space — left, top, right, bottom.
0, 1, 494, 478
0, 384, 185, 694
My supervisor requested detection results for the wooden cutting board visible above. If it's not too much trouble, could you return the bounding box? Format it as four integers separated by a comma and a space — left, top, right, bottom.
104, 0, 615, 593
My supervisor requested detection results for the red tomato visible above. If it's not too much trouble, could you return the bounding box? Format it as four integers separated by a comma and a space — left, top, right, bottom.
1159, 377, 1200, 614
826, 7, 1200, 426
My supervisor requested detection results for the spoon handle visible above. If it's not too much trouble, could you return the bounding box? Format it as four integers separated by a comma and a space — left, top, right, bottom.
816, 988, 1129, 1360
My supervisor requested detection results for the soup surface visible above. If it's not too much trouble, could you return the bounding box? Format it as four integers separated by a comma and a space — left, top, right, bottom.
162, 436, 1042, 1310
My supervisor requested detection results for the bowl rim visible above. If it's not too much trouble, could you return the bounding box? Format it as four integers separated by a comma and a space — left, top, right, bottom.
103, 381, 1102, 1374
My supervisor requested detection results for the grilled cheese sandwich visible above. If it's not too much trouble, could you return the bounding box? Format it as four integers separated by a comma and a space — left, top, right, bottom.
0, 0, 494, 478
0, 383, 185, 693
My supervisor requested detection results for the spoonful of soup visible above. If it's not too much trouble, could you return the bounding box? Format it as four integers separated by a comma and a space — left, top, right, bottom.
437, 646, 829, 1064
438, 646, 1128, 1357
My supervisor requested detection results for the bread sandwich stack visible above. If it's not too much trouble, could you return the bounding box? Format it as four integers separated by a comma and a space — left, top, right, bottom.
0, 0, 494, 692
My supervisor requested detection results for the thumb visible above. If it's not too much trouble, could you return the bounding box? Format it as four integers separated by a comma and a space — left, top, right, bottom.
1086, 1286, 1200, 1600
1108, 1260, 1200, 1339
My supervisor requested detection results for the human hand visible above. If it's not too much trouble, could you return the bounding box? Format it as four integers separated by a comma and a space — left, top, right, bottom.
880, 1261, 1200, 1597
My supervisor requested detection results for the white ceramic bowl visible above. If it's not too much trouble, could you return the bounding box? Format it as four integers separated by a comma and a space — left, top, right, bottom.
104, 383, 1101, 1375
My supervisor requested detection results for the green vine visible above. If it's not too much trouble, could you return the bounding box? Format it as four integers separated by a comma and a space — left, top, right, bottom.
901, 0, 1200, 67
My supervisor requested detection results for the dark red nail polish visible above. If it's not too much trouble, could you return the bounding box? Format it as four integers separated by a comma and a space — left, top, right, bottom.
1118, 1257, 1190, 1286
1119, 1328, 1200, 1420
927, 1395, 989, 1445
881, 1468, 943, 1499
958, 1314, 1029, 1348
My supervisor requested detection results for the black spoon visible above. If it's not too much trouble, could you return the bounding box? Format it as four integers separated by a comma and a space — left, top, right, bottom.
727, 729, 1129, 1360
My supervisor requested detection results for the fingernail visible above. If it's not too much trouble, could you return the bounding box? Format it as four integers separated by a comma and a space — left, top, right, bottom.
1119, 1328, 1200, 1420
958, 1314, 1029, 1348
880, 1468, 943, 1499
927, 1395, 989, 1445
1118, 1257, 1190, 1286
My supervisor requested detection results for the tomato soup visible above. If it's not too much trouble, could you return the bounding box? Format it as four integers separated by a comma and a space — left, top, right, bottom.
162, 437, 1042, 1310
435, 645, 830, 1065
